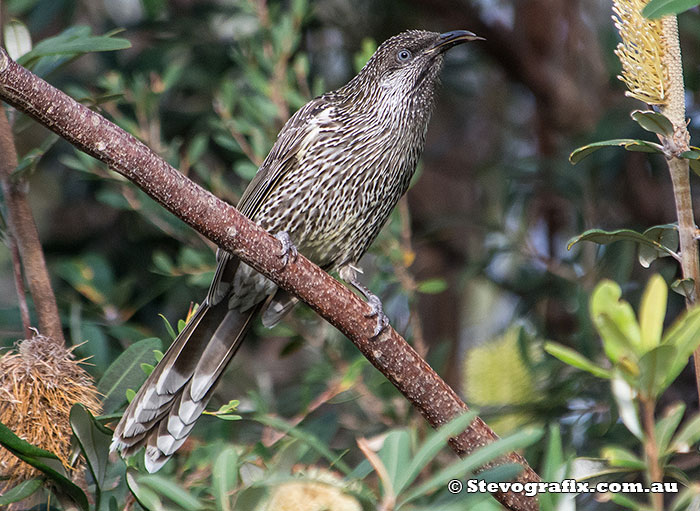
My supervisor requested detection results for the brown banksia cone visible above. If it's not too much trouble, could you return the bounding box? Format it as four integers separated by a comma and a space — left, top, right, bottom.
0, 334, 101, 489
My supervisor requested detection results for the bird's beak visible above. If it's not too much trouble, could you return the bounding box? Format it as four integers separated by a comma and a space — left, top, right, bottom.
429, 30, 484, 53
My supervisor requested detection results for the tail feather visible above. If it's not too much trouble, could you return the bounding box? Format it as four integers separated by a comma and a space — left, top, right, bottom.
111, 299, 261, 472
189, 308, 258, 401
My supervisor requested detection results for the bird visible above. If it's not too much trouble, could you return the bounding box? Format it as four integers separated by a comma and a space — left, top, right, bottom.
111, 29, 482, 472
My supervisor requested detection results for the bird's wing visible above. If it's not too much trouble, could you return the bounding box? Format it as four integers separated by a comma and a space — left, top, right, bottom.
237, 95, 335, 217
207, 95, 335, 304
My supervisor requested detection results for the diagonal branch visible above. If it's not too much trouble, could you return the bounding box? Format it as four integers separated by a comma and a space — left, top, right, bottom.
0, 48, 540, 511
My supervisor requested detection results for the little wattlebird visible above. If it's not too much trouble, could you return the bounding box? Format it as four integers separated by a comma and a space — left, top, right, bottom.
112, 29, 482, 472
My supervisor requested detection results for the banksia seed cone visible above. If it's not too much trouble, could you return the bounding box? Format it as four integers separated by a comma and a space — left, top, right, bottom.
0, 334, 101, 487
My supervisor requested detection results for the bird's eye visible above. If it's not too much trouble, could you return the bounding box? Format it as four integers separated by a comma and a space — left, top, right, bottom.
396, 49, 412, 62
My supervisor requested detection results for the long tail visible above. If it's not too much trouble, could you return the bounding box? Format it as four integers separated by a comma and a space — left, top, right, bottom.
111, 300, 260, 472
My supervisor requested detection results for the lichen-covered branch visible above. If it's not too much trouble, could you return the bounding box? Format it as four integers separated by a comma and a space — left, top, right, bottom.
0, 48, 540, 511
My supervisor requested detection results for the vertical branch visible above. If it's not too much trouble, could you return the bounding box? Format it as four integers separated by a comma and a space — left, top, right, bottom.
9, 237, 32, 338
0, 108, 65, 344
658, 16, 700, 398
641, 397, 663, 511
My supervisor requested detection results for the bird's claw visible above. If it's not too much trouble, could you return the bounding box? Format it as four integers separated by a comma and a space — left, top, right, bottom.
274, 231, 298, 267
366, 293, 390, 338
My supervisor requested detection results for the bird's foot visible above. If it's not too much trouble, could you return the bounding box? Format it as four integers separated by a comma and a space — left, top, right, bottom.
274, 231, 298, 267
339, 264, 390, 338
365, 292, 390, 338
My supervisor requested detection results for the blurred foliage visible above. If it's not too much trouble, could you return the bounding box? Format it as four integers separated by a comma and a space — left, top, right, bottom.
2, 0, 700, 509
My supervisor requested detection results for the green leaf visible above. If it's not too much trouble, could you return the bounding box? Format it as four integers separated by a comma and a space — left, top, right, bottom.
159, 313, 178, 339
544, 342, 611, 378
416, 278, 448, 294
18, 26, 131, 65
685, 149, 700, 177
569, 139, 663, 164
152, 252, 175, 275
0, 421, 59, 459
204, 400, 242, 421
671, 278, 696, 300
681, 148, 700, 160
609, 492, 645, 510
611, 375, 642, 439
97, 337, 162, 414
398, 427, 542, 507
0, 422, 89, 511
590, 280, 642, 361
378, 429, 411, 496
69, 404, 113, 494
639, 275, 668, 351
669, 486, 700, 511
4, 20, 32, 61
661, 307, 700, 389
643, 0, 700, 18
539, 424, 564, 511
253, 415, 351, 475
656, 402, 686, 455
126, 468, 164, 511
631, 110, 674, 136
568, 228, 679, 261
0, 478, 43, 506
638, 345, 676, 398
541, 424, 564, 482
670, 413, 700, 453
396, 411, 478, 494
138, 474, 205, 510
213, 447, 238, 511
601, 446, 646, 470
638, 225, 679, 267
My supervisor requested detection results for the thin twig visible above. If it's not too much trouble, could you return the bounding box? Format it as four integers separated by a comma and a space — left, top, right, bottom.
9, 234, 31, 338
394, 197, 428, 357
0, 106, 64, 344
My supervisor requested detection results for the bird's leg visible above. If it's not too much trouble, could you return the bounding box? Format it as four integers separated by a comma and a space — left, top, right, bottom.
339, 264, 390, 337
274, 231, 298, 267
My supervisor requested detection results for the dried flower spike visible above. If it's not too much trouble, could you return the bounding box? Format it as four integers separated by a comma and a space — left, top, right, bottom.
0, 335, 101, 487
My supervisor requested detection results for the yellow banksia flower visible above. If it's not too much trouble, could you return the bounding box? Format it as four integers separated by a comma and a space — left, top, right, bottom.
612, 0, 668, 105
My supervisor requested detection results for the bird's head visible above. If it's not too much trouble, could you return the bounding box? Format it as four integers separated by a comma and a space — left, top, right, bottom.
345, 29, 482, 110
